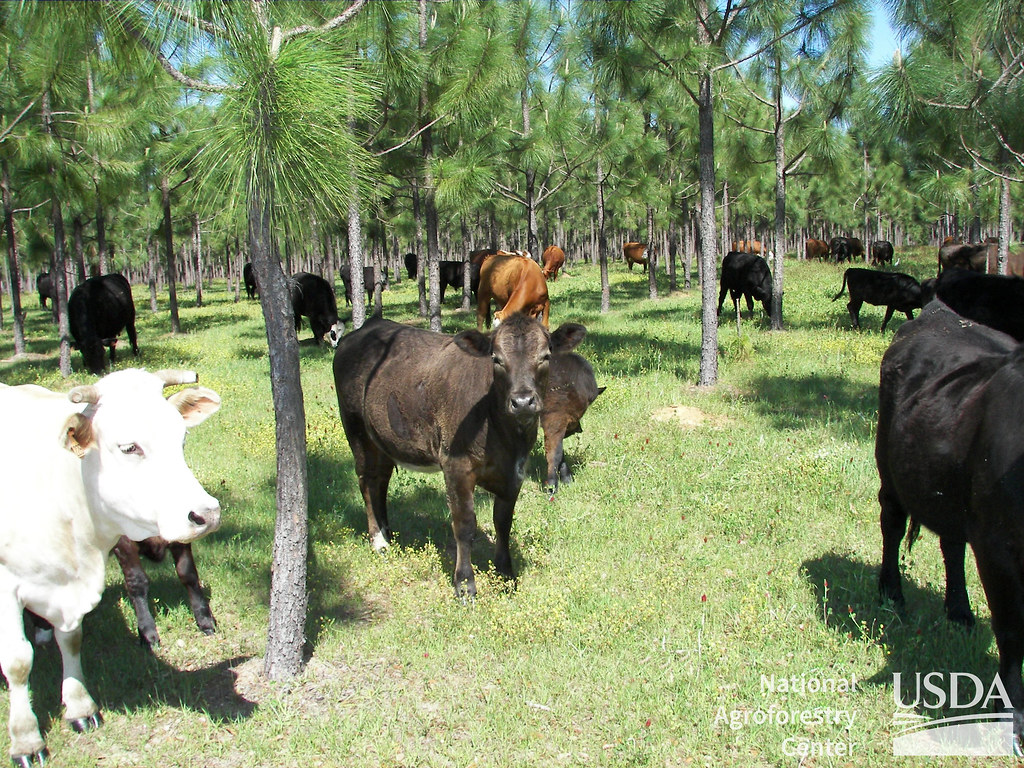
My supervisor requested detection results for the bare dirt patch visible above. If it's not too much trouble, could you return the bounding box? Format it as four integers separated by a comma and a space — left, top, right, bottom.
651, 404, 732, 429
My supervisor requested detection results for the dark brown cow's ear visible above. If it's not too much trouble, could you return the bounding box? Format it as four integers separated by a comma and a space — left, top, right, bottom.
453, 330, 493, 357
550, 323, 587, 353
595, 386, 607, 397
62, 413, 95, 458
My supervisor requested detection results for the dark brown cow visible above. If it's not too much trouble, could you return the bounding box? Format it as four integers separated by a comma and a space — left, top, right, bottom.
476, 252, 550, 329
870, 240, 894, 266
541, 245, 565, 280
805, 239, 830, 260
731, 240, 763, 255
932, 269, 1024, 341
112, 537, 214, 648
832, 268, 922, 331
622, 242, 649, 271
938, 242, 991, 275
848, 238, 865, 260
876, 301, 1024, 745
333, 314, 586, 596
542, 352, 604, 496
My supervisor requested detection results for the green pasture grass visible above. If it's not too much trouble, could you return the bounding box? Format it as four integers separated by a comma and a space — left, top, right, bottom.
0, 249, 1009, 767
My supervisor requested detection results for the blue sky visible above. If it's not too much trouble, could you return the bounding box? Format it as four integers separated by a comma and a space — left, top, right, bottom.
868, 3, 901, 69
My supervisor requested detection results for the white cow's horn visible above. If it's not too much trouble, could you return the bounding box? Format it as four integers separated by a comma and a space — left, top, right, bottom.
68, 385, 100, 404
155, 369, 198, 387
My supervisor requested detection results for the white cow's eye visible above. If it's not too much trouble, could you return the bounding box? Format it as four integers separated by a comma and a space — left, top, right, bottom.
119, 443, 143, 456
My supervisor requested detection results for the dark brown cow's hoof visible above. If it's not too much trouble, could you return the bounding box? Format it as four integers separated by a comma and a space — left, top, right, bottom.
68, 712, 103, 733
11, 747, 48, 767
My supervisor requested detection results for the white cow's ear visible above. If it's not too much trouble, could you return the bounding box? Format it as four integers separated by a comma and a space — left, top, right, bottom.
62, 413, 95, 458
167, 387, 221, 427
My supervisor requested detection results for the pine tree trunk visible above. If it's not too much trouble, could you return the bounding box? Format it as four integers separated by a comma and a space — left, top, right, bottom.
192, 213, 204, 307
597, 154, 610, 314
161, 175, 181, 333
348, 192, 366, 330
770, 79, 785, 331
697, 65, 718, 387
2, 160, 25, 356
250, 179, 310, 682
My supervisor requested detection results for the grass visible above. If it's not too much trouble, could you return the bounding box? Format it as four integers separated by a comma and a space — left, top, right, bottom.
0, 249, 1010, 767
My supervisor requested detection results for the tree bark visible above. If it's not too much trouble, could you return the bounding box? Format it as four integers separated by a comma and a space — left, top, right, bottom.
696, 68, 718, 387
2, 160, 25, 355
251, 179, 310, 682
770, 71, 785, 331
161, 175, 181, 333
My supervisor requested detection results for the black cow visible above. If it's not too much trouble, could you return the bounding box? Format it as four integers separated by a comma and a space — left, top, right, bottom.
333, 314, 586, 597
340, 264, 388, 306
930, 269, 1024, 341
36, 272, 56, 309
68, 273, 139, 375
830, 237, 852, 263
403, 254, 479, 302
876, 301, 1024, 746
832, 268, 922, 331
541, 352, 604, 496
870, 240, 894, 266
718, 251, 772, 320
242, 262, 258, 299
112, 537, 214, 648
289, 272, 344, 346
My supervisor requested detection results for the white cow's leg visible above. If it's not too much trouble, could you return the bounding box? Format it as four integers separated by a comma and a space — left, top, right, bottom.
53, 626, 102, 731
0, 599, 46, 762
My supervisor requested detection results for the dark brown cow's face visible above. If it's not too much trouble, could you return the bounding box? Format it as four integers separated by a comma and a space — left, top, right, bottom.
454, 314, 587, 422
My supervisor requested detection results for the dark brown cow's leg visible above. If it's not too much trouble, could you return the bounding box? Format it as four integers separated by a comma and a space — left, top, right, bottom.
543, 418, 568, 496
939, 538, 974, 626
878, 487, 908, 609
350, 434, 394, 552
492, 494, 517, 583
972, 538, 1024, 750
445, 469, 478, 598
848, 299, 863, 329
880, 306, 896, 332
112, 536, 162, 647
169, 542, 216, 635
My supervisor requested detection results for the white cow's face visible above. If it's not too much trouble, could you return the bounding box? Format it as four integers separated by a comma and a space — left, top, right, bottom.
70, 370, 222, 544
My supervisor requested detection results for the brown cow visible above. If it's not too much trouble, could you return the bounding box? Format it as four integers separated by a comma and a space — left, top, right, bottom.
805, 239, 830, 260
623, 242, 649, 272
542, 351, 603, 496
541, 245, 565, 280
333, 314, 587, 597
731, 240, 763, 255
476, 253, 550, 330
938, 242, 992, 274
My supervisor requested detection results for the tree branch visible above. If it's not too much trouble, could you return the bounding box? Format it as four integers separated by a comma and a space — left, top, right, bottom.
122, 16, 238, 93
281, 1, 368, 41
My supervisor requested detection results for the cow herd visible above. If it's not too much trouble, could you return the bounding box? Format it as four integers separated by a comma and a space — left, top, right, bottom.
12, 235, 1024, 760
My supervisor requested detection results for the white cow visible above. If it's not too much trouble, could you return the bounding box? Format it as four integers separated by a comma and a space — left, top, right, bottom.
0, 369, 221, 766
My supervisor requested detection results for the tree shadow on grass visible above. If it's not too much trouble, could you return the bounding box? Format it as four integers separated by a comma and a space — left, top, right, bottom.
802, 552, 999, 690
744, 372, 878, 441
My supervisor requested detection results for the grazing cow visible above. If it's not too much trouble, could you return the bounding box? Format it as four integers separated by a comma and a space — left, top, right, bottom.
805, 239, 830, 260
847, 238, 865, 260
36, 272, 56, 309
876, 302, 1024, 745
112, 536, 214, 648
68, 273, 139, 375
717, 251, 772, 320
333, 314, 586, 597
622, 242, 649, 272
731, 240, 763, 256
829, 236, 851, 262
541, 351, 604, 496
931, 269, 1024, 341
242, 262, 258, 299
541, 245, 565, 280
870, 240, 895, 266
340, 264, 388, 307
0, 369, 221, 765
290, 272, 344, 347
400, 256, 475, 302
832, 268, 922, 331
476, 252, 550, 330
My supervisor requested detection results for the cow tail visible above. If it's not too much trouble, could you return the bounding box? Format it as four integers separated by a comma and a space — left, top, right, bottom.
831, 273, 848, 302
905, 519, 921, 551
